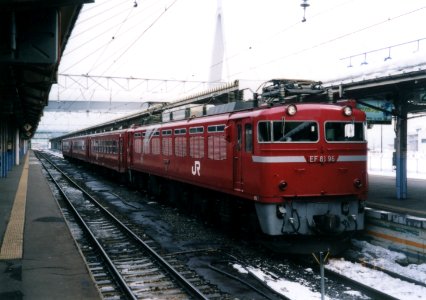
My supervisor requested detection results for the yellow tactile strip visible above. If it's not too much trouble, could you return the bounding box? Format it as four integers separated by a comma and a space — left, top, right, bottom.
0, 153, 29, 260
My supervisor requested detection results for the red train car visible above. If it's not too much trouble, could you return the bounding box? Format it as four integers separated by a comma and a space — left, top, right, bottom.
88, 130, 128, 173
62, 135, 89, 162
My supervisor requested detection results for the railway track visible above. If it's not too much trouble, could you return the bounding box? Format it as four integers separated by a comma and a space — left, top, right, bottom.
37, 151, 426, 299
35, 151, 215, 299
325, 255, 426, 300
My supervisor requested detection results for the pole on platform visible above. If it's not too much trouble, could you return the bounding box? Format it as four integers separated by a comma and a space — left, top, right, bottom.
395, 99, 407, 199
15, 128, 20, 165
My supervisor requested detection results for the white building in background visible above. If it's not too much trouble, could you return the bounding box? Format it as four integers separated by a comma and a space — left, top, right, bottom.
367, 115, 426, 178
418, 127, 426, 153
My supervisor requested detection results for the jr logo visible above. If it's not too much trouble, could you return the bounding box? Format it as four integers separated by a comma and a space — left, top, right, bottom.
191, 160, 201, 176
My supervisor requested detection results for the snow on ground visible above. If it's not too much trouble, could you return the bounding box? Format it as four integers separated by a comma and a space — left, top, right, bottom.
328, 240, 426, 300
327, 258, 426, 299
42, 149, 64, 159
233, 263, 327, 300
352, 239, 426, 285
232, 240, 426, 299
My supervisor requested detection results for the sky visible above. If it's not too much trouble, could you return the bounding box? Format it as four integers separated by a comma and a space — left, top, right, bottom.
51, 0, 426, 102
39, 0, 426, 139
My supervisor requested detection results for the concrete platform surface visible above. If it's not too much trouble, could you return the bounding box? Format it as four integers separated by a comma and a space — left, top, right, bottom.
367, 174, 426, 218
0, 151, 100, 300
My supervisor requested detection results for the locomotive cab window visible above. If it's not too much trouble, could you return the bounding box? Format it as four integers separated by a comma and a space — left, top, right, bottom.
258, 121, 318, 143
325, 122, 365, 142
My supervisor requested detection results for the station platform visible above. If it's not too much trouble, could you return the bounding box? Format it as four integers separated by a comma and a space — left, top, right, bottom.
0, 151, 100, 299
367, 174, 426, 218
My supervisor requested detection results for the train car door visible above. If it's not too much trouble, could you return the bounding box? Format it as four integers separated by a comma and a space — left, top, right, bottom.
118, 135, 123, 172
127, 132, 133, 168
233, 120, 243, 191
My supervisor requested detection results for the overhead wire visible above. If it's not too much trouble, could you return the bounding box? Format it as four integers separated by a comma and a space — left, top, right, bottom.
64, 1, 159, 57
226, 5, 426, 79
62, 1, 172, 74
99, 0, 180, 76
73, 0, 129, 29
68, 3, 135, 42
87, 4, 137, 73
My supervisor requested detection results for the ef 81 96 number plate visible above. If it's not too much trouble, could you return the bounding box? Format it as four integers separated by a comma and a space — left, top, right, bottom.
306, 155, 337, 163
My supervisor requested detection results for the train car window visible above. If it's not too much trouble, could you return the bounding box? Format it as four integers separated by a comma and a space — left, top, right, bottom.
134, 133, 141, 138
62, 141, 70, 151
245, 124, 253, 152
273, 121, 318, 142
190, 127, 204, 134
325, 122, 365, 142
258, 121, 272, 142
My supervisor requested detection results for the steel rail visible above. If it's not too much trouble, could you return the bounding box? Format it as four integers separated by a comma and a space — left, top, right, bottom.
36, 151, 209, 300
324, 268, 399, 300
35, 151, 136, 300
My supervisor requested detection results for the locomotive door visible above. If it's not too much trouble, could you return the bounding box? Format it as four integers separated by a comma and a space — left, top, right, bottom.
233, 120, 243, 191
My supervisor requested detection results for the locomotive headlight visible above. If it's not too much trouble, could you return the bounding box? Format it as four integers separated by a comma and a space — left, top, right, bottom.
343, 106, 353, 116
353, 178, 363, 189
276, 205, 287, 219
286, 104, 297, 116
278, 180, 288, 191
341, 202, 350, 215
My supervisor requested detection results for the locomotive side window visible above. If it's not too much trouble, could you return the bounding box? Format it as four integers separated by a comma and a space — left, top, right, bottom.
174, 128, 187, 135
162, 137, 172, 156
207, 124, 227, 160
245, 124, 253, 152
162, 129, 172, 136
190, 127, 204, 158
143, 132, 150, 154
325, 122, 365, 142
258, 121, 272, 142
207, 124, 225, 133
189, 126, 204, 134
152, 138, 160, 155
134, 137, 142, 154
175, 136, 187, 157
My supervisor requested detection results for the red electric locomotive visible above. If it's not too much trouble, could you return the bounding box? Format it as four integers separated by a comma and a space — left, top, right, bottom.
127, 102, 367, 241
